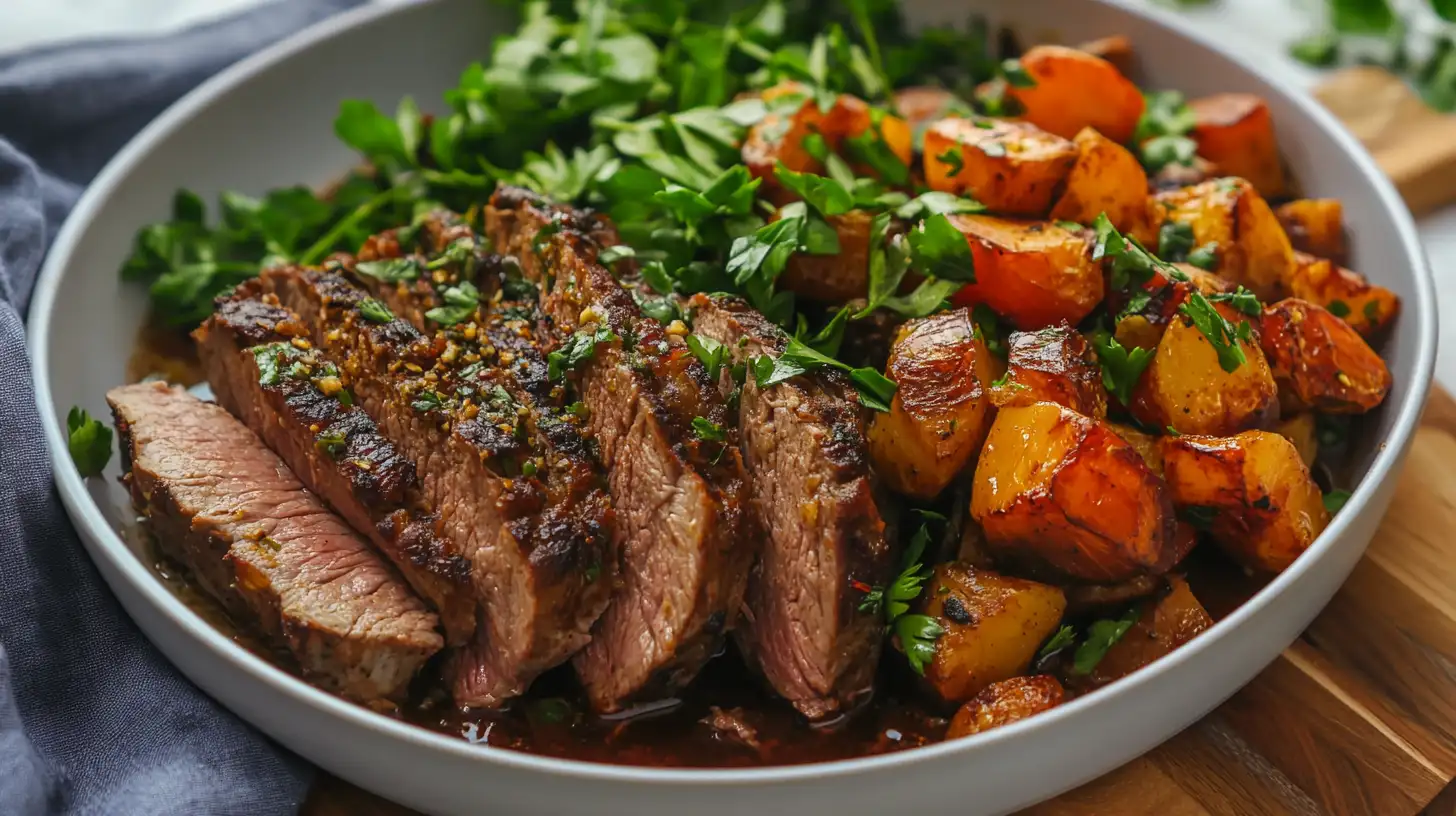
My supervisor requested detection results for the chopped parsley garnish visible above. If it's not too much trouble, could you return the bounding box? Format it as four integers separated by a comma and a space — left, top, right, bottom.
999, 58, 1037, 89
858, 519, 944, 676
315, 429, 348, 458
1133, 90, 1198, 173
971, 303, 1010, 358
692, 416, 727, 443
67, 407, 113, 477
1186, 243, 1219, 270
598, 245, 635, 264
1035, 625, 1077, 662
1290, 32, 1341, 67
936, 146, 965, 177
907, 213, 976, 282
1071, 609, 1140, 675
411, 389, 445, 413
1208, 286, 1263, 317
424, 280, 481, 327
547, 326, 618, 381
358, 298, 395, 324
1178, 291, 1253, 373
1324, 489, 1353, 514
1157, 221, 1195, 262
750, 336, 896, 412
354, 257, 419, 283
1328, 300, 1352, 318
1092, 332, 1154, 406
686, 334, 728, 382
250, 342, 296, 386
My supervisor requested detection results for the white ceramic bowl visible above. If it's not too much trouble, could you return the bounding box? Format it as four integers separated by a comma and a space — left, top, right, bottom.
27, 1, 1437, 814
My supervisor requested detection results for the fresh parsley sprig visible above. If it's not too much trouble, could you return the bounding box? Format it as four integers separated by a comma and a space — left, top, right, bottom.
67, 407, 113, 477
750, 336, 897, 411
858, 517, 945, 676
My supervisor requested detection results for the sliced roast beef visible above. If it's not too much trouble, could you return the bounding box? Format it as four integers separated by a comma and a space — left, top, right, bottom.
257, 265, 615, 707
195, 294, 475, 644
690, 295, 894, 720
107, 382, 441, 702
483, 186, 754, 712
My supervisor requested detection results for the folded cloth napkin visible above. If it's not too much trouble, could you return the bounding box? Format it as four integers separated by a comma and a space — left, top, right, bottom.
0, 2, 368, 813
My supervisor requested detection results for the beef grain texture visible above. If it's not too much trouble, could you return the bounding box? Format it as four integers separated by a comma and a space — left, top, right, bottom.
108, 382, 441, 702
259, 265, 615, 707
691, 295, 895, 720
196, 292, 476, 644
484, 186, 755, 713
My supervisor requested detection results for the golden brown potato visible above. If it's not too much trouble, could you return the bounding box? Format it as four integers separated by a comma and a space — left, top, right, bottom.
1107, 422, 1163, 476
1078, 575, 1214, 688
776, 209, 877, 303
990, 324, 1107, 418
1076, 35, 1135, 75
1276, 199, 1346, 262
1130, 306, 1278, 436
919, 562, 1067, 705
971, 402, 1179, 582
923, 118, 1078, 217
1286, 252, 1400, 338
1160, 431, 1331, 573
743, 83, 912, 196
1259, 298, 1392, 414
944, 215, 1104, 330
1277, 412, 1320, 468
869, 309, 998, 500
1188, 94, 1286, 198
1008, 45, 1146, 143
1049, 128, 1154, 242
945, 675, 1065, 739
1155, 178, 1297, 301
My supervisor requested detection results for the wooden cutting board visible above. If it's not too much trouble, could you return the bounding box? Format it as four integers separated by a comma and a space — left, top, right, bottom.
301, 67, 1456, 816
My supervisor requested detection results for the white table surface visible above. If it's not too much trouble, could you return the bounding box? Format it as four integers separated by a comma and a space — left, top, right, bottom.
5, 0, 1450, 386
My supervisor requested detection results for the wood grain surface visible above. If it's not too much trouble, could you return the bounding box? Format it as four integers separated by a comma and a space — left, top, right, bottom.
301, 65, 1456, 815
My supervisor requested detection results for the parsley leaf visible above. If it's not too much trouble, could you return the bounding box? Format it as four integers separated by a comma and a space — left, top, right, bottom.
1000, 58, 1037, 88
774, 163, 854, 216
937, 146, 965, 177
411, 389, 445, 413
424, 281, 481, 327
1289, 31, 1341, 67
1072, 609, 1140, 675
1324, 489, 1353, 514
1186, 243, 1219, 270
908, 213, 976, 282
1208, 286, 1263, 316
315, 429, 348, 458
751, 336, 896, 411
358, 298, 395, 324
894, 191, 985, 221
1178, 291, 1252, 373
972, 303, 1010, 358
1133, 90, 1198, 172
355, 257, 419, 283
897, 613, 946, 676
692, 416, 727, 442
1157, 221, 1195, 262
1036, 625, 1077, 662
1093, 332, 1155, 406
686, 334, 728, 381
547, 325, 618, 381
67, 407, 113, 477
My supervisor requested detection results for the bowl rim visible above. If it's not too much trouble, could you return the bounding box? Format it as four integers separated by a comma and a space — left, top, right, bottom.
26, 0, 1438, 788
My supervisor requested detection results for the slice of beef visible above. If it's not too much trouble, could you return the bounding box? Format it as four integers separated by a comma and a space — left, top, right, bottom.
690, 295, 894, 720
257, 265, 615, 707
483, 186, 753, 712
107, 382, 441, 702
195, 294, 475, 644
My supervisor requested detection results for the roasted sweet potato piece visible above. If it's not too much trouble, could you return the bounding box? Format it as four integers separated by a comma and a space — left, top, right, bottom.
990, 324, 1107, 418
1107, 422, 1163, 476
1188, 94, 1286, 198
1130, 306, 1278, 436
1277, 412, 1320, 468
919, 562, 1067, 705
945, 215, 1104, 330
1155, 178, 1297, 300
743, 83, 912, 195
1049, 128, 1153, 242
1276, 199, 1346, 263
776, 209, 877, 303
971, 402, 1179, 582
1160, 431, 1331, 573
868, 309, 999, 500
1078, 575, 1214, 688
893, 86, 970, 141
945, 675, 1065, 739
1259, 298, 1392, 414
923, 118, 1078, 217
1286, 252, 1399, 338
1008, 45, 1146, 143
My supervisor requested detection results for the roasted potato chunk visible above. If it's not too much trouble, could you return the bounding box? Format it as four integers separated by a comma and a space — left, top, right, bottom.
1078, 575, 1214, 688
1130, 306, 1278, 436
1049, 128, 1153, 242
945, 675, 1065, 739
990, 324, 1107, 418
1155, 178, 1296, 300
945, 215, 1104, 330
1259, 298, 1392, 414
1107, 422, 1163, 476
1160, 431, 1331, 573
919, 562, 1067, 705
776, 209, 877, 303
1286, 252, 1399, 337
1008, 45, 1145, 143
1277, 412, 1320, 468
1188, 94, 1286, 198
923, 118, 1078, 217
971, 402, 1179, 582
743, 83, 912, 195
869, 309, 998, 500
1276, 199, 1346, 262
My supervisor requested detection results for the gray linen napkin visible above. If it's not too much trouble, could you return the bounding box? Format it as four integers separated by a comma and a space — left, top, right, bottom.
0, 1, 368, 813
